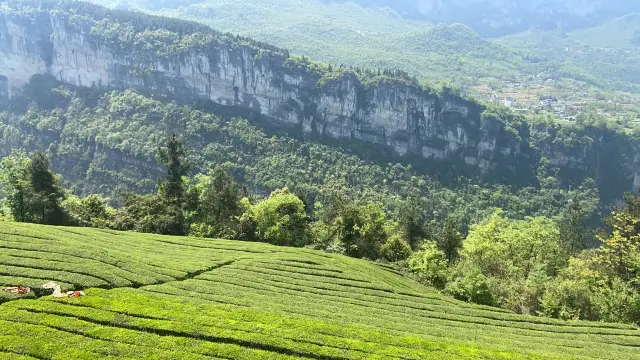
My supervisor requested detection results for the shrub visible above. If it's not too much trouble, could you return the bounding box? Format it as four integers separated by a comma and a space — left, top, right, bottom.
381, 234, 412, 262
541, 278, 598, 321
408, 242, 450, 289
446, 267, 494, 306
240, 188, 310, 247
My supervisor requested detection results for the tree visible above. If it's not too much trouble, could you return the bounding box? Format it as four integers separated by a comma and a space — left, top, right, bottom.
158, 133, 189, 208
335, 202, 388, 260
112, 194, 184, 235
157, 133, 189, 235
437, 216, 464, 263
408, 241, 449, 289
381, 234, 412, 262
187, 166, 243, 238
398, 195, 427, 250
28, 151, 66, 225
453, 210, 566, 312
462, 210, 566, 279
559, 197, 591, 254
0, 150, 31, 222
63, 194, 114, 228
239, 188, 310, 247
596, 209, 640, 284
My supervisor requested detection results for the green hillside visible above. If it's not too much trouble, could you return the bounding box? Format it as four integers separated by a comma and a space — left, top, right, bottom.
571, 14, 640, 49
87, 0, 640, 93
88, 0, 537, 86
0, 222, 639, 359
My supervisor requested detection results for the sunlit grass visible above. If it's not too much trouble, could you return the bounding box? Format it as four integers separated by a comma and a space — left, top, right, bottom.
0, 222, 638, 359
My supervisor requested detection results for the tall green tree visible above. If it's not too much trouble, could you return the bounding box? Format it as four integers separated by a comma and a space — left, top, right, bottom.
239, 188, 310, 247
451, 210, 567, 313
437, 216, 464, 263
0, 150, 31, 222
158, 133, 189, 208
156, 133, 189, 235
559, 197, 591, 254
28, 151, 66, 225
187, 166, 243, 238
398, 194, 428, 250
332, 201, 388, 260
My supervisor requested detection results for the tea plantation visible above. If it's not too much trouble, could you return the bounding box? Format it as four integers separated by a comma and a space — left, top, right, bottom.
0, 222, 638, 359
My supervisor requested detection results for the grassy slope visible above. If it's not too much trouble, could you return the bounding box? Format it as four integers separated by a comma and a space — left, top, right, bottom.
0, 223, 638, 359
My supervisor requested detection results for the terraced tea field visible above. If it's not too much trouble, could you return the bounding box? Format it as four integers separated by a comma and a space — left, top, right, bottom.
0, 222, 638, 359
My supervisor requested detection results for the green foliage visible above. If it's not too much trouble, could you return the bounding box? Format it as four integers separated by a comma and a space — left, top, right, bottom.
408, 241, 449, 290
380, 234, 412, 263
0, 150, 31, 222
436, 216, 465, 263
27, 151, 67, 225
157, 133, 188, 209
186, 166, 243, 239
462, 211, 567, 279
559, 197, 592, 253
0, 150, 67, 225
322, 199, 388, 260
239, 188, 310, 247
541, 274, 599, 321
448, 211, 567, 313
481, 103, 526, 140
445, 267, 495, 306
397, 194, 428, 250
112, 194, 183, 235
62, 194, 114, 228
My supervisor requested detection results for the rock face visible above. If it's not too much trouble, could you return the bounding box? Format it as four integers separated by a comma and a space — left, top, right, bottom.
1, 1, 639, 203
0, 75, 8, 107
0, 3, 526, 176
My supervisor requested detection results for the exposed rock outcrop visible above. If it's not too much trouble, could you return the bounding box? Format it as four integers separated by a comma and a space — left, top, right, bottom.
0, 2, 526, 176
0, 1, 639, 203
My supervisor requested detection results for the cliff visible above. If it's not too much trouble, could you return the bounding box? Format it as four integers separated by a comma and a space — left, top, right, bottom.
0, 1, 527, 176
0, 1, 639, 204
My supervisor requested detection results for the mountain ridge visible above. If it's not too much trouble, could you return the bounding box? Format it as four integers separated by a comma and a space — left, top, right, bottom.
322, 0, 640, 37
1, 0, 640, 206
0, 0, 529, 178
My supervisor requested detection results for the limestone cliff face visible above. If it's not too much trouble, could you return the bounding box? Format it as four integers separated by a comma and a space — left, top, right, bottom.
0, 75, 7, 107
0, 5, 526, 175
531, 123, 640, 203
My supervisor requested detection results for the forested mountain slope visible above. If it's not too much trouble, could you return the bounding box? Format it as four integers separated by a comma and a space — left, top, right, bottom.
102, 0, 640, 37
87, 0, 640, 95
0, 0, 638, 207
0, 0, 528, 175
0, 222, 638, 359
325, 0, 640, 36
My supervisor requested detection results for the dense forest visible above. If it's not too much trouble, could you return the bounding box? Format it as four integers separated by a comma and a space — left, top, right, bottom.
89, 0, 640, 94
0, 78, 638, 325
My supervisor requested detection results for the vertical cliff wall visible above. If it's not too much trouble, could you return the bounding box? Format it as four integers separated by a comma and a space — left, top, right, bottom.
0, 75, 7, 107
1, 1, 639, 202
0, 2, 529, 177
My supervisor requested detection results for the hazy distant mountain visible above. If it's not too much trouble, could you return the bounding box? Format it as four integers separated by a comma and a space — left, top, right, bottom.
324, 0, 640, 37
104, 0, 640, 37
